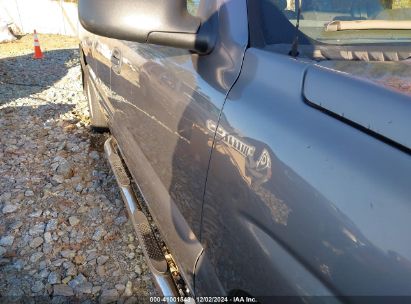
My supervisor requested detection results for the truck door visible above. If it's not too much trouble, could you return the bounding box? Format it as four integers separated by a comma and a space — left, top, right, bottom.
107, 0, 248, 292
197, 0, 411, 300
93, 37, 116, 117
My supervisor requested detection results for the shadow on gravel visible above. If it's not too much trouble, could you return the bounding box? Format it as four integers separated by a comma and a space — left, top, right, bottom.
0, 49, 79, 105
1, 102, 76, 123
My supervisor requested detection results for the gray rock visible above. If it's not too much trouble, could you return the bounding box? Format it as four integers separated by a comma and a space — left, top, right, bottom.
96, 265, 105, 276
92, 227, 107, 241
31, 281, 44, 293
25, 190, 34, 197
0, 192, 12, 202
86, 250, 98, 261
30, 252, 44, 263
87, 258, 96, 267
39, 260, 47, 270
60, 250, 76, 259
97, 255, 109, 265
134, 265, 142, 275
125, 297, 138, 304
29, 222, 45, 235
52, 175, 65, 184
39, 268, 50, 278
114, 216, 128, 226
2, 204, 18, 214
29, 210, 42, 218
68, 144, 80, 152
115, 284, 125, 291
68, 273, 87, 289
65, 266, 77, 277
92, 286, 101, 295
44, 231, 52, 243
56, 161, 74, 179
100, 289, 119, 304
75, 184, 83, 192
48, 271, 61, 285
4, 283, 24, 298
68, 216, 80, 226
46, 219, 58, 231
124, 281, 133, 297
29, 237, 44, 248
89, 151, 100, 160
12, 259, 24, 271
75, 282, 93, 294
112, 270, 121, 277
0, 235, 14, 246
52, 258, 66, 267
88, 208, 102, 222
53, 284, 74, 297
51, 162, 60, 171
0, 246, 6, 257
77, 206, 89, 214
63, 261, 75, 269
10, 221, 23, 230
43, 243, 53, 255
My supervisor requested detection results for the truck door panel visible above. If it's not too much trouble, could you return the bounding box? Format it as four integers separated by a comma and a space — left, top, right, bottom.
107, 0, 248, 290
79, 31, 96, 79
198, 48, 411, 299
93, 37, 116, 116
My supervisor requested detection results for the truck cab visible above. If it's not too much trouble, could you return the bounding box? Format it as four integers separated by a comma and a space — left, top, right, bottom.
79, 0, 411, 301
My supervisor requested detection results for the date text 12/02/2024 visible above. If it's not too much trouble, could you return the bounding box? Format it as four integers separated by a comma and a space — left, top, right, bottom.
149, 297, 258, 303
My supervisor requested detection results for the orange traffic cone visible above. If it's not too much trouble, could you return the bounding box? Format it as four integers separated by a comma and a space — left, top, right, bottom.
33, 30, 43, 59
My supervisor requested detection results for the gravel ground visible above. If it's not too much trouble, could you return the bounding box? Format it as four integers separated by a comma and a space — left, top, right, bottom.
0, 35, 156, 302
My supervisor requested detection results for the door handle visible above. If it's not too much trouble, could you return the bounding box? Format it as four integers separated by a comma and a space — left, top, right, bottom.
111, 54, 120, 66
111, 48, 122, 74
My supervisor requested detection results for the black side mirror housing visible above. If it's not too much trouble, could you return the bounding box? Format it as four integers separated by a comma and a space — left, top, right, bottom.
78, 0, 214, 54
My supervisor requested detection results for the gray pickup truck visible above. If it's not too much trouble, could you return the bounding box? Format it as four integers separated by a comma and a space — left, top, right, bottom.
78, 0, 411, 302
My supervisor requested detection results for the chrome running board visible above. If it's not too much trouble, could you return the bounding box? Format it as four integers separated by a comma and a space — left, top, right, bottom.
104, 137, 178, 298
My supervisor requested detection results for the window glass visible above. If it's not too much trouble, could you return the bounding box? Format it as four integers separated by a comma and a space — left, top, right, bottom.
187, 0, 201, 16
263, 0, 411, 45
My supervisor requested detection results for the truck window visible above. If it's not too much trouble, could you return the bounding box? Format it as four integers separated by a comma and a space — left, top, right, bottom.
259, 0, 411, 45
187, 0, 201, 16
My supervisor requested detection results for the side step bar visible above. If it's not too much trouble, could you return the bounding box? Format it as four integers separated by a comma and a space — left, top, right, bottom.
104, 137, 179, 297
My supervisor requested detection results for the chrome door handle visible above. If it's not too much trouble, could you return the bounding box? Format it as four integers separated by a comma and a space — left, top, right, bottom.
111, 48, 122, 74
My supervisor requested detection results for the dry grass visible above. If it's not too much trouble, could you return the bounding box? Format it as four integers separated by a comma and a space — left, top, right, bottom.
0, 34, 79, 58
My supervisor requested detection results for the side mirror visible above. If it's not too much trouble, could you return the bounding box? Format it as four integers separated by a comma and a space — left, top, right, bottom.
78, 0, 215, 54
